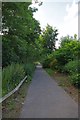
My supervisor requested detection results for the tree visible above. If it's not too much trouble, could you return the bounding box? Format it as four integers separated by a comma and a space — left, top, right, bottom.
54, 37, 80, 67
60, 35, 73, 47
41, 24, 58, 54
2, 2, 41, 67
2, 2, 41, 42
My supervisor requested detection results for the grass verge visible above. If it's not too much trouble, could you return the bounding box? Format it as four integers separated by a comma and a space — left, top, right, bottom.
45, 68, 79, 103
2, 77, 32, 118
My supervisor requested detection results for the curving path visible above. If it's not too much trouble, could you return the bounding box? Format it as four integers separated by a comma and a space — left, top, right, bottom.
20, 65, 78, 118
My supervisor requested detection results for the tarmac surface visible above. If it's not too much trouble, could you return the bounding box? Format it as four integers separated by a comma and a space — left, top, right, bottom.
20, 66, 78, 118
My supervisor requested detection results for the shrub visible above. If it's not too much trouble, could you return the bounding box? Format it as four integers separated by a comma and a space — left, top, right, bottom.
2, 63, 25, 96
64, 60, 80, 74
23, 63, 36, 81
42, 53, 63, 72
69, 74, 80, 87
42, 58, 51, 68
64, 60, 80, 87
42, 54, 54, 68
23, 63, 35, 77
49, 58, 58, 70
53, 40, 80, 72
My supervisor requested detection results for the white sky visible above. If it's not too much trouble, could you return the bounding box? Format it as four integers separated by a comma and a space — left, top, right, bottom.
31, 0, 79, 47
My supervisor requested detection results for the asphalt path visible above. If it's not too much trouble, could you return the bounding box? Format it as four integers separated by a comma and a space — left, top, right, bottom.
20, 66, 78, 118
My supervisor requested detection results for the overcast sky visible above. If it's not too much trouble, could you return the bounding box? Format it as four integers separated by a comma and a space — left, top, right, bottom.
31, 0, 79, 46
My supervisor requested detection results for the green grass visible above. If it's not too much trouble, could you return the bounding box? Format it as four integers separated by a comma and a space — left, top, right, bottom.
45, 68, 78, 103
2, 76, 32, 118
2, 62, 36, 97
45, 68, 71, 87
2, 63, 36, 118
2, 63, 25, 96
45, 68, 54, 76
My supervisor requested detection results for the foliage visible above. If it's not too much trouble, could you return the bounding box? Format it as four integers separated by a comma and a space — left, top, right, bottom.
64, 60, 79, 74
2, 2, 41, 68
2, 63, 25, 96
64, 60, 80, 87
60, 36, 80, 60
2, 62, 36, 96
41, 24, 58, 54
23, 63, 36, 77
42, 51, 63, 72
2, 1, 80, 95
42, 34, 80, 88
45, 68, 54, 76
69, 74, 80, 87
2, 2, 42, 97
2, 35, 27, 67
52, 38, 80, 72
49, 58, 58, 70
2, 2, 41, 40
42, 58, 51, 68
42, 54, 54, 68
60, 35, 73, 47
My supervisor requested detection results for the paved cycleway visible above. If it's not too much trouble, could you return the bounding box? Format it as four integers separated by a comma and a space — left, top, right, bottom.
20, 66, 78, 118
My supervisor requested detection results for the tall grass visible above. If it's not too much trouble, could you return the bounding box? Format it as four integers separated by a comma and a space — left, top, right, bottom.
23, 63, 36, 80
2, 63, 36, 96
2, 63, 25, 96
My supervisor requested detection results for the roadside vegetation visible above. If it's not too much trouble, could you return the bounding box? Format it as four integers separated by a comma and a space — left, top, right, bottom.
2, 1, 79, 98
40, 33, 79, 102
2, 2, 40, 117
2, 63, 35, 96
41, 35, 80, 88
2, 1, 79, 117
2, 76, 32, 118
2, 2, 41, 96
45, 68, 78, 103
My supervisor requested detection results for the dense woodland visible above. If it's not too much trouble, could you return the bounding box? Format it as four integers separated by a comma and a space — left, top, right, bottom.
2, 2, 80, 96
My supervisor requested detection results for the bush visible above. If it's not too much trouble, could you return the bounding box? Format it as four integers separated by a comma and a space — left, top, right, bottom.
49, 58, 58, 70
42, 53, 64, 72
64, 60, 80, 74
23, 63, 35, 77
23, 63, 36, 81
42, 58, 51, 68
69, 74, 80, 87
52, 40, 80, 72
64, 60, 80, 87
42, 54, 54, 68
2, 63, 25, 96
